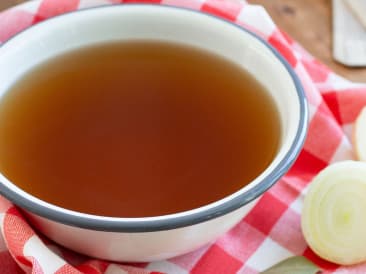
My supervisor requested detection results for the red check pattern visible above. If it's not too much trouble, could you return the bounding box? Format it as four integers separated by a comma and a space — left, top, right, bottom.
0, 0, 365, 273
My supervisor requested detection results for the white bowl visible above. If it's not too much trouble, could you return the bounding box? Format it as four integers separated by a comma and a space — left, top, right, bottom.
0, 5, 307, 262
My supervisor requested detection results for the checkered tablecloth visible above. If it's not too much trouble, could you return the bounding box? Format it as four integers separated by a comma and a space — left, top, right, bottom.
1, 0, 366, 273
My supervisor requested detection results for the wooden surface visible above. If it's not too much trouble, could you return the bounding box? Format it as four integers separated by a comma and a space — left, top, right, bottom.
249, 0, 366, 82
1, 0, 366, 82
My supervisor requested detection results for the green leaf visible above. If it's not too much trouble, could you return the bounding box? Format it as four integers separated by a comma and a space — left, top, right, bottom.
260, 256, 321, 274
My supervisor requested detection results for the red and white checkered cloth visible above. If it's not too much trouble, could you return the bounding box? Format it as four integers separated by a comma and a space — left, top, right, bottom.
0, 0, 365, 273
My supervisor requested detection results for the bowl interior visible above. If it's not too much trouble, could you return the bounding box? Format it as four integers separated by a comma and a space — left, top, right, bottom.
0, 5, 307, 230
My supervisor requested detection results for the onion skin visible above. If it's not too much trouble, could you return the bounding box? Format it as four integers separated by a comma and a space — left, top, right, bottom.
301, 161, 366, 265
353, 106, 366, 161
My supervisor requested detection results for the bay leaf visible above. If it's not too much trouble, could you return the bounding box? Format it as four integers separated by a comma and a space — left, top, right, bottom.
260, 256, 321, 274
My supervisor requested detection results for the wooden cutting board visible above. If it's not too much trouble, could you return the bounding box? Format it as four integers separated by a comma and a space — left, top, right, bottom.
333, 0, 366, 66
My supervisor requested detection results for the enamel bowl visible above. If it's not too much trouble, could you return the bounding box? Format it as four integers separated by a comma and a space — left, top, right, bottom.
0, 5, 307, 262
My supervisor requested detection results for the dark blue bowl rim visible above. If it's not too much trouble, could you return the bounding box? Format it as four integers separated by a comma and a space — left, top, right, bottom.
0, 4, 308, 232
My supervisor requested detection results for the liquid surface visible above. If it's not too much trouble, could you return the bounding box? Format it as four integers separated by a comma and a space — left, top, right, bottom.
0, 41, 280, 217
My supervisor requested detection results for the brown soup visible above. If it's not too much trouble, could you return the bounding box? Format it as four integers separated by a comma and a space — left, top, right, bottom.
0, 41, 280, 217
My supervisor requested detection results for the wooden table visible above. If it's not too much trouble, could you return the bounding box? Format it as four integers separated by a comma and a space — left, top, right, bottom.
1, 0, 365, 82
